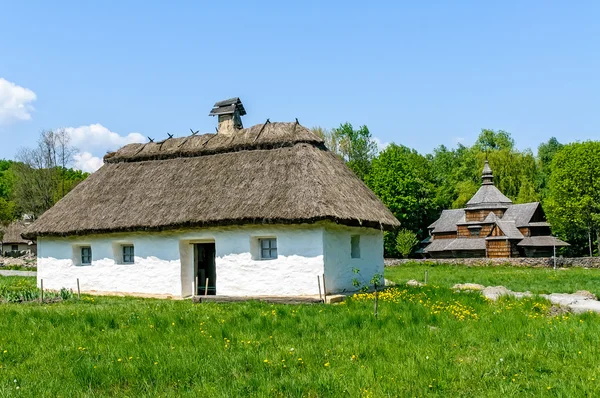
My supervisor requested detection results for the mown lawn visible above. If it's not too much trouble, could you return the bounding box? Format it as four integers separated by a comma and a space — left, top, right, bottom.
0, 275, 599, 397
386, 262, 600, 297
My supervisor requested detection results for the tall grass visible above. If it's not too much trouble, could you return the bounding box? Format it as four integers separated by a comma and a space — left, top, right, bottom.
0, 276, 72, 303
0, 275, 599, 396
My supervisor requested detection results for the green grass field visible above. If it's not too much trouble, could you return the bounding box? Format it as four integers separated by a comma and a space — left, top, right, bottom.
386, 262, 600, 297
0, 270, 599, 397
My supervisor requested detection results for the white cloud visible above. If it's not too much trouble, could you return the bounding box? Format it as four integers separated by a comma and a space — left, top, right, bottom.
64, 124, 146, 173
73, 151, 104, 173
373, 136, 390, 152
65, 123, 145, 153
0, 78, 37, 125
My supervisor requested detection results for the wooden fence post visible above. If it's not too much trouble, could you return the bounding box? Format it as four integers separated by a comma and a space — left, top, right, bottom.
40, 279, 44, 304
77, 278, 81, 299
322, 273, 327, 301
317, 275, 322, 302
205, 278, 209, 296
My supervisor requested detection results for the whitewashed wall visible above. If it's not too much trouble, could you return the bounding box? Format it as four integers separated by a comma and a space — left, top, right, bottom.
38, 234, 182, 296
37, 222, 384, 297
37, 224, 325, 297
1, 243, 35, 255
323, 225, 384, 293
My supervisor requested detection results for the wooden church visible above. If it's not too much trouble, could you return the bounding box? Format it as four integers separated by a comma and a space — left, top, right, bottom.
424, 161, 568, 258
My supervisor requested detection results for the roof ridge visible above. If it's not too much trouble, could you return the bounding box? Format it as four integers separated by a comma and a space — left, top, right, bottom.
104, 122, 325, 164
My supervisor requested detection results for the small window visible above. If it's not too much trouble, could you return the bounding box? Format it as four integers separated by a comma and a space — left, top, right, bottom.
11, 245, 18, 252
122, 245, 134, 264
81, 247, 92, 265
470, 228, 481, 237
259, 238, 277, 260
351, 235, 360, 259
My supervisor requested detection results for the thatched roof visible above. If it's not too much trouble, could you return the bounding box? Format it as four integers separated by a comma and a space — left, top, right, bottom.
2, 221, 34, 245
24, 122, 399, 238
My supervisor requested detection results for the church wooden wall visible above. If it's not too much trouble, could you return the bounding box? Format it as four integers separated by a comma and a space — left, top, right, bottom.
433, 232, 456, 239
457, 224, 493, 238
486, 240, 511, 258
486, 239, 520, 258
519, 227, 530, 237
465, 209, 505, 222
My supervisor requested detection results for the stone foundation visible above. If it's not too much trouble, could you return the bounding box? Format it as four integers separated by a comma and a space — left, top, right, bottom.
385, 257, 600, 268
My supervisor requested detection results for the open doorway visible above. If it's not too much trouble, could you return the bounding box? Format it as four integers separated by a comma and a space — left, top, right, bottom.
194, 243, 216, 295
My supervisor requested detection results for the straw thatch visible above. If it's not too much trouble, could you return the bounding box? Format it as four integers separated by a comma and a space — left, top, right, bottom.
2, 221, 33, 244
24, 122, 399, 238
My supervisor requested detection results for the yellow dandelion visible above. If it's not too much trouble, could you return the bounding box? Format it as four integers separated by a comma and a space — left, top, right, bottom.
324, 362, 330, 367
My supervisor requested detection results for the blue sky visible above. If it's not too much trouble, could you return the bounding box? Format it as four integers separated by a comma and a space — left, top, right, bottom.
1, 1, 598, 171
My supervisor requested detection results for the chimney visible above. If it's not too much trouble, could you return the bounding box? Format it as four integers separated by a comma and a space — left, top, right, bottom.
209, 97, 246, 135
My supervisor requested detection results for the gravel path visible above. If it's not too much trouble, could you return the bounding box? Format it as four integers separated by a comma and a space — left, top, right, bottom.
0, 270, 36, 277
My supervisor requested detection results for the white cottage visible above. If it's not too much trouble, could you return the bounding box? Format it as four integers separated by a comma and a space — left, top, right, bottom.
24, 98, 399, 298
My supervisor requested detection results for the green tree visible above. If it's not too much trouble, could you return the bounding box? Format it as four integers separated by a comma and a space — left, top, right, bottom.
395, 229, 418, 258
474, 129, 515, 152
331, 123, 378, 181
537, 137, 564, 200
0, 198, 16, 226
12, 129, 88, 217
546, 141, 600, 256
367, 144, 436, 256
311, 126, 340, 155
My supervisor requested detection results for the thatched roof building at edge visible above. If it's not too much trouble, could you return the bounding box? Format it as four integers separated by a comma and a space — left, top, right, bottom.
27, 98, 399, 299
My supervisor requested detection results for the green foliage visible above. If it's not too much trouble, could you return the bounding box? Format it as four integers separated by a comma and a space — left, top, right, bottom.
331, 123, 378, 181
366, 144, 436, 235
395, 229, 418, 258
0, 277, 71, 303
0, 275, 600, 395
351, 267, 383, 293
474, 129, 515, 151
546, 141, 600, 256
537, 137, 564, 198
0, 197, 16, 226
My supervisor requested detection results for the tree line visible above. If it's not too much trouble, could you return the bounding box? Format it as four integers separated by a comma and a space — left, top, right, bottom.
1, 125, 598, 258
312, 124, 600, 258
0, 129, 89, 227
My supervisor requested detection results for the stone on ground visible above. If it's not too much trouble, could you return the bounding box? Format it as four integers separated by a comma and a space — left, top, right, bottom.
453, 283, 485, 291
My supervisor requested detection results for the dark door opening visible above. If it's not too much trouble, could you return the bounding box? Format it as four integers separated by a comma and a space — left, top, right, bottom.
195, 243, 216, 295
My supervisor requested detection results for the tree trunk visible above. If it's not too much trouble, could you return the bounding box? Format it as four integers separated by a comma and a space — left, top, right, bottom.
589, 228, 593, 257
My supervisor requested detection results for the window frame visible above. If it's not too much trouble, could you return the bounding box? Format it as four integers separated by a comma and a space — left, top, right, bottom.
351, 235, 361, 259
259, 238, 278, 260
122, 245, 135, 264
80, 246, 92, 265
11, 245, 18, 252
